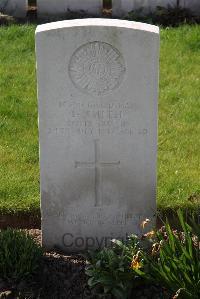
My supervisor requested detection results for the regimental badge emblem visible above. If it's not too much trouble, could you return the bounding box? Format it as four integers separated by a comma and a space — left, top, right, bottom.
69, 41, 126, 96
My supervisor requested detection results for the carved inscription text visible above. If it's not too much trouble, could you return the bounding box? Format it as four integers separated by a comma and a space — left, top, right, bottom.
47, 101, 148, 138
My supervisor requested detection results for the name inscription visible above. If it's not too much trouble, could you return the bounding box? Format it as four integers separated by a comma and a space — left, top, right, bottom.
47, 100, 148, 137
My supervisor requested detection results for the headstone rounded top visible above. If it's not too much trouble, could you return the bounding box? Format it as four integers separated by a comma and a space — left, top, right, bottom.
69, 41, 126, 96
36, 19, 159, 34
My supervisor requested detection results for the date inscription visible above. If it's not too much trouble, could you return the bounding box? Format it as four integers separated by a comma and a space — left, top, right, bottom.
47, 100, 147, 137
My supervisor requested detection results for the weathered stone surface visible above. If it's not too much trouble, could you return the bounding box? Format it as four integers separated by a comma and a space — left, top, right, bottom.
36, 19, 159, 252
37, 0, 102, 19
0, 0, 27, 18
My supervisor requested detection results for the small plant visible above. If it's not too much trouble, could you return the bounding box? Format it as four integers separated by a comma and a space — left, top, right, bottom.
152, 5, 195, 27
85, 235, 146, 299
0, 229, 43, 283
144, 211, 200, 299
86, 211, 200, 299
126, 5, 199, 27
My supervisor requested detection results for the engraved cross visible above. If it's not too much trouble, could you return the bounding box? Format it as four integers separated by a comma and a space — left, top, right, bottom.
75, 139, 120, 207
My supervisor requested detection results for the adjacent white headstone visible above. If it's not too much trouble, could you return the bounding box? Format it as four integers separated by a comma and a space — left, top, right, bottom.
37, 0, 102, 19
112, 0, 136, 17
112, 0, 200, 17
0, 0, 27, 18
185, 0, 200, 15
36, 19, 159, 252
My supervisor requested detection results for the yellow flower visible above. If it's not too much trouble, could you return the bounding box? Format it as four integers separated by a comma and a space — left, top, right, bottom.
151, 243, 160, 255
141, 218, 150, 229
130, 256, 142, 270
144, 230, 155, 239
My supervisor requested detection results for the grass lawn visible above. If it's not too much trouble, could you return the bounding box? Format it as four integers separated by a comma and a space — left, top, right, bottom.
0, 24, 199, 215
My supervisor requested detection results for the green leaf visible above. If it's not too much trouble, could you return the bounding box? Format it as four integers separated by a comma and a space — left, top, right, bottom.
87, 277, 97, 287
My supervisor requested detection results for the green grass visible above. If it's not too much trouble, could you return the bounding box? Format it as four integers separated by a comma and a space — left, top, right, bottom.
0, 25, 38, 214
0, 24, 199, 214
158, 25, 200, 211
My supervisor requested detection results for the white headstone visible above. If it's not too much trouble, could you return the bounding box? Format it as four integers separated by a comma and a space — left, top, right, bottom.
184, 0, 200, 15
112, 0, 136, 17
112, 0, 200, 17
37, 0, 102, 19
36, 19, 159, 252
0, 0, 27, 18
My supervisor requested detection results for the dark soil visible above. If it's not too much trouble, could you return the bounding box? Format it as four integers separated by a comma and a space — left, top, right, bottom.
0, 13, 16, 25
0, 230, 172, 299
0, 213, 40, 230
